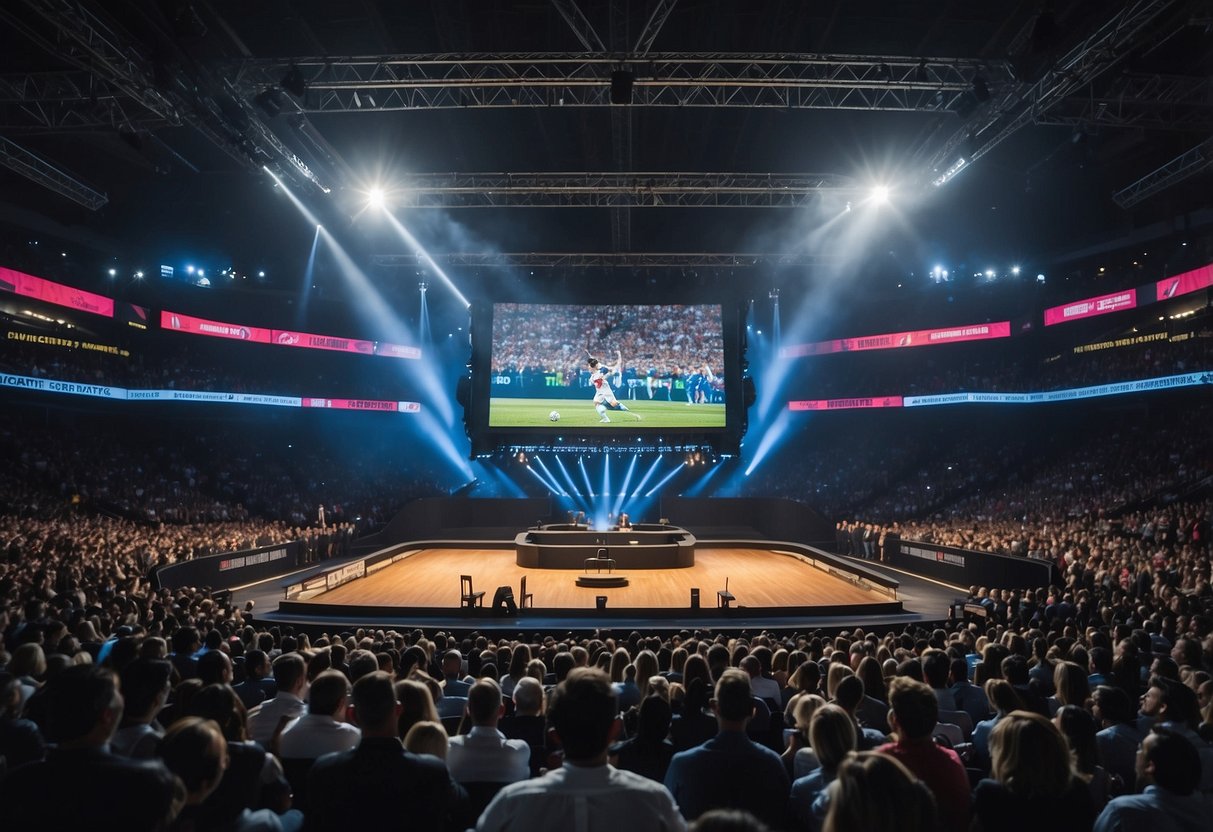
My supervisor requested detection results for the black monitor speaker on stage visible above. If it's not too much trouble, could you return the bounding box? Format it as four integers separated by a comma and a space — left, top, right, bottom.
492, 585, 517, 615
596, 596, 608, 610
690, 588, 700, 609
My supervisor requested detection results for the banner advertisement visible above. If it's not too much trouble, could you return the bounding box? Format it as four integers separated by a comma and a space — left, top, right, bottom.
161, 310, 272, 343
0, 372, 121, 399
781, 321, 1010, 358
325, 559, 366, 591
902, 371, 1213, 407
375, 342, 423, 359
1043, 289, 1137, 326
302, 397, 403, 411
788, 396, 904, 411
125, 390, 302, 407
271, 329, 375, 355
1156, 263, 1213, 301
0, 266, 115, 317
6, 329, 130, 357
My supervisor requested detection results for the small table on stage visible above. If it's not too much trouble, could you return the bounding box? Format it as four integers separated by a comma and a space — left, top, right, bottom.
717, 589, 735, 609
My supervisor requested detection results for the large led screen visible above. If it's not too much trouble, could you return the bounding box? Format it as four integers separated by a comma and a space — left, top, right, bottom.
488, 302, 726, 429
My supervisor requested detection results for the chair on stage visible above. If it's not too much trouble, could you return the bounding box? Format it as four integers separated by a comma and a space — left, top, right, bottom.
583, 548, 616, 573
460, 575, 485, 609
519, 575, 534, 609
717, 576, 735, 609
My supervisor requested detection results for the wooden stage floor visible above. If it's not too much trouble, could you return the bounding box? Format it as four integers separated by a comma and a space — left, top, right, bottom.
308, 547, 891, 610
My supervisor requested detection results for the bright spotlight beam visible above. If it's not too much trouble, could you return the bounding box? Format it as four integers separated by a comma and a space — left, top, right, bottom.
525, 465, 562, 496
645, 462, 687, 498
552, 456, 582, 498
613, 455, 638, 516
577, 458, 595, 498
367, 187, 385, 209
602, 455, 611, 500
381, 209, 470, 308
871, 185, 890, 205
532, 456, 568, 497
744, 408, 792, 477
630, 454, 664, 498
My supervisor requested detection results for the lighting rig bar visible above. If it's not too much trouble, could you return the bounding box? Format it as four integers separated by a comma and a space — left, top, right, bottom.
923, 0, 1183, 187
0, 135, 108, 210
1112, 136, 1213, 208
1033, 72, 1213, 133
3, 1, 330, 194
371, 252, 836, 268
386, 172, 856, 208
232, 53, 1014, 112
0, 71, 165, 133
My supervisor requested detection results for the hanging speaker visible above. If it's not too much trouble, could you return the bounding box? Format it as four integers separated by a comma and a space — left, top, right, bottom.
610, 71, 634, 105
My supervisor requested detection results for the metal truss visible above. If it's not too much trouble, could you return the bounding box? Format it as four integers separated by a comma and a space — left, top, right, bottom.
0, 135, 108, 209
0, 71, 165, 133
548, 0, 606, 52
923, 0, 1182, 186
371, 252, 836, 268
1113, 136, 1213, 208
634, 0, 679, 55
387, 172, 856, 207
1035, 73, 1213, 132
4, 1, 329, 193
231, 53, 1013, 113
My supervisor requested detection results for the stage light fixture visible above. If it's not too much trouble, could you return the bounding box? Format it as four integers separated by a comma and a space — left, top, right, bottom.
972, 73, 990, 102
610, 70, 634, 105
185, 264, 195, 274
871, 185, 890, 205
281, 66, 307, 99
254, 88, 284, 117
367, 187, 386, 209
1011, 265, 1021, 275
107, 268, 116, 277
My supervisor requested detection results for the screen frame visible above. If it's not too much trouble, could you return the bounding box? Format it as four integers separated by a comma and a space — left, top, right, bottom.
465, 292, 747, 456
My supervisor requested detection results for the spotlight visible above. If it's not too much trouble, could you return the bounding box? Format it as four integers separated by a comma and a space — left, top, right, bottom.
134, 270, 144, 279
984, 269, 995, 278
1011, 265, 1021, 275
281, 66, 307, 99
253, 88, 284, 117
610, 70, 634, 105
971, 73, 990, 102
367, 188, 385, 209
185, 264, 195, 274
871, 185, 890, 205
258, 270, 266, 277
1036, 273, 1046, 284
107, 268, 117, 277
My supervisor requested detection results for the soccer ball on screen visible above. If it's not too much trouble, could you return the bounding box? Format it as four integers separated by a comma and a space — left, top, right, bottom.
549, 410, 561, 422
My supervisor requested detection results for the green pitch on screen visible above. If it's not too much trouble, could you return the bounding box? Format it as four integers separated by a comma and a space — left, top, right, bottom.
489, 398, 725, 428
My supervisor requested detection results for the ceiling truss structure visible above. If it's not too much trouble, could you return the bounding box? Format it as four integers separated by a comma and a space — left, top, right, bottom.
922, 0, 1186, 186
0, 71, 166, 133
371, 252, 836, 268
0, 135, 108, 210
388, 171, 857, 207
232, 53, 1014, 113
1033, 72, 1213, 132
0, 0, 330, 194
1112, 136, 1213, 208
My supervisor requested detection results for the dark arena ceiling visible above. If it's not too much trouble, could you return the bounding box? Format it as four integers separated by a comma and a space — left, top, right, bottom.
1, 0, 1212, 306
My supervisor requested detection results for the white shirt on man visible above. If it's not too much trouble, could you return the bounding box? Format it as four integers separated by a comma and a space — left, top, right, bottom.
278, 712, 361, 759
478, 762, 686, 832
247, 691, 306, 747
447, 726, 531, 784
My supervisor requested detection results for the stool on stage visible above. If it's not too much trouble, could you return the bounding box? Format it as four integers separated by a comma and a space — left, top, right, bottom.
584, 548, 616, 574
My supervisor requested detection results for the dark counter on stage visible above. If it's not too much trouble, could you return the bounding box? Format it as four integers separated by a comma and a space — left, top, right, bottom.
515, 525, 695, 569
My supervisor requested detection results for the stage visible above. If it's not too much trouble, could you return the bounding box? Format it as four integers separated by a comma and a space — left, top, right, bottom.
229, 533, 950, 632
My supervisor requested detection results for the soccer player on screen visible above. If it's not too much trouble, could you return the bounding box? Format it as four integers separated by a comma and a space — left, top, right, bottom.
587, 350, 641, 423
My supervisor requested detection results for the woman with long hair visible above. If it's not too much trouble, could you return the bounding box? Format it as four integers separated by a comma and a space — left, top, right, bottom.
972, 711, 1095, 832
822, 751, 936, 832
789, 704, 859, 830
